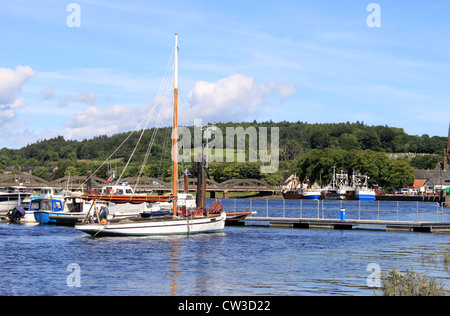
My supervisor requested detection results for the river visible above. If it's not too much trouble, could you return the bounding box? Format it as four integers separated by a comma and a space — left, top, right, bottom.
0, 199, 449, 296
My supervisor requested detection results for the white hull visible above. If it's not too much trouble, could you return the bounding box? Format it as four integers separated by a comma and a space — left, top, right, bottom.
301, 190, 321, 200
22, 212, 38, 223
356, 189, 376, 201
75, 212, 226, 237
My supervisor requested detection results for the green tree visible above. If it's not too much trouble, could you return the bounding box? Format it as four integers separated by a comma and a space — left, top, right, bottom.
338, 133, 361, 151
355, 128, 381, 151
261, 170, 283, 186
32, 166, 51, 181
410, 155, 442, 170
385, 160, 415, 189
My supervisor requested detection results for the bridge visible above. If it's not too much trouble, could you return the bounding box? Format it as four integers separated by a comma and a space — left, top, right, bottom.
0, 174, 278, 197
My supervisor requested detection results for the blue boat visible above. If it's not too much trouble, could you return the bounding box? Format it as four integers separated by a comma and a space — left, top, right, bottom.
31, 199, 64, 224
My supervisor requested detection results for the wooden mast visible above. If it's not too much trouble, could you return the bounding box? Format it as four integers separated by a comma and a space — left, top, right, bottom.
172, 34, 179, 216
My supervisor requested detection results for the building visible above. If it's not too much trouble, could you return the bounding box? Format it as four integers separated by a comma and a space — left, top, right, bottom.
416, 124, 450, 189
413, 178, 434, 194
444, 122, 450, 170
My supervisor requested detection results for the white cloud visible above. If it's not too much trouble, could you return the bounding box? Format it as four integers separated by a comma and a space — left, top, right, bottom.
0, 66, 35, 104
0, 66, 35, 145
63, 103, 163, 140
58, 91, 98, 107
40, 86, 55, 100
60, 74, 296, 141
0, 97, 26, 122
187, 74, 295, 122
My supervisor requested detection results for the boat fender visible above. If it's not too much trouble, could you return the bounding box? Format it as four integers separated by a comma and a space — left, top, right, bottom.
98, 206, 109, 221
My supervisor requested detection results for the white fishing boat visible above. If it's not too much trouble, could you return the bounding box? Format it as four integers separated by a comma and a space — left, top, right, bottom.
300, 188, 322, 200
352, 173, 376, 201
75, 34, 226, 237
324, 167, 351, 200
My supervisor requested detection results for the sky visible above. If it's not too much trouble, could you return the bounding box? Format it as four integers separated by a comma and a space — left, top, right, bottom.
0, 0, 449, 149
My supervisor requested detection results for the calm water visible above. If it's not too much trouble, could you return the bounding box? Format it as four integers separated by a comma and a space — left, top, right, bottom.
0, 199, 449, 296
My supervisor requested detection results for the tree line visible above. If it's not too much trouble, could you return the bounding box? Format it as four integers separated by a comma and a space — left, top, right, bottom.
0, 121, 447, 188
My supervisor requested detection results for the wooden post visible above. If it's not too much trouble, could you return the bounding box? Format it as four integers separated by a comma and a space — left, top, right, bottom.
196, 161, 206, 209
86, 171, 92, 193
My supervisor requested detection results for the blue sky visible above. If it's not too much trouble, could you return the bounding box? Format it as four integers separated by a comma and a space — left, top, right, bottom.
0, 0, 449, 149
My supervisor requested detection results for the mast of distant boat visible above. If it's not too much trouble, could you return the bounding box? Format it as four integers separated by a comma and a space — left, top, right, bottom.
172, 34, 179, 216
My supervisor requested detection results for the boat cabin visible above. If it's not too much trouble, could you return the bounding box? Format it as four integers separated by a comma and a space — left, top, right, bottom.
39, 187, 64, 199
101, 184, 134, 195
29, 199, 64, 212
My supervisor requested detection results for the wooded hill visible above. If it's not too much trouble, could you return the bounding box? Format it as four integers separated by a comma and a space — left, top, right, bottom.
0, 121, 447, 188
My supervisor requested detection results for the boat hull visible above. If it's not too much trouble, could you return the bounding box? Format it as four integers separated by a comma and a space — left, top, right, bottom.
356, 191, 376, 201
34, 211, 85, 224
75, 212, 227, 237
282, 191, 301, 199
302, 192, 321, 200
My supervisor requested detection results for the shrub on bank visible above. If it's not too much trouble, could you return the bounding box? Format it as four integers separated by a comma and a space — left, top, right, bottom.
380, 268, 446, 296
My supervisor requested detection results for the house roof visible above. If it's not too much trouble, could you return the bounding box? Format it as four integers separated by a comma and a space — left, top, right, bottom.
414, 179, 427, 188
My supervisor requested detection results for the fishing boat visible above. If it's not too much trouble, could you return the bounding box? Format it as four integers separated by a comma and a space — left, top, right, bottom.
300, 188, 322, 200
352, 173, 376, 201
75, 34, 226, 237
32, 198, 66, 224
30, 193, 109, 225
324, 167, 351, 200
281, 174, 301, 199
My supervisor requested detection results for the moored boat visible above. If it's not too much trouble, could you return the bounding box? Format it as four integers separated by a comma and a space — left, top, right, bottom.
281, 173, 301, 199
355, 188, 376, 201
324, 168, 350, 200
352, 173, 376, 201
301, 189, 322, 200
0, 185, 33, 213
75, 34, 226, 237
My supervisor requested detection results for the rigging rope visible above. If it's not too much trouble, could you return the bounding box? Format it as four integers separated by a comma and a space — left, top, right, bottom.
75, 48, 176, 192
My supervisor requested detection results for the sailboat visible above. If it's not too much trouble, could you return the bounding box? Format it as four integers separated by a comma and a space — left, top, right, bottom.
74, 34, 226, 237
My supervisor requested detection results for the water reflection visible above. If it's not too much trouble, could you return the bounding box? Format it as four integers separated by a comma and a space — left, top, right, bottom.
169, 238, 180, 296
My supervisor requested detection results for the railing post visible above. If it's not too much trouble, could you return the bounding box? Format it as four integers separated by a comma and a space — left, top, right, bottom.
397, 201, 399, 222
416, 201, 419, 222
436, 202, 439, 223
300, 199, 302, 219
321, 199, 323, 219
359, 200, 361, 220
377, 200, 380, 221
266, 199, 269, 218
283, 199, 285, 218
317, 200, 320, 219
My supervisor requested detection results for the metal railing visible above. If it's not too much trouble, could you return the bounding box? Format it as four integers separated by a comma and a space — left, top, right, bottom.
218, 199, 450, 223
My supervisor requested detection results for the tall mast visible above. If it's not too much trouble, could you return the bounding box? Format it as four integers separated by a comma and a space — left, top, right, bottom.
172, 34, 179, 216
